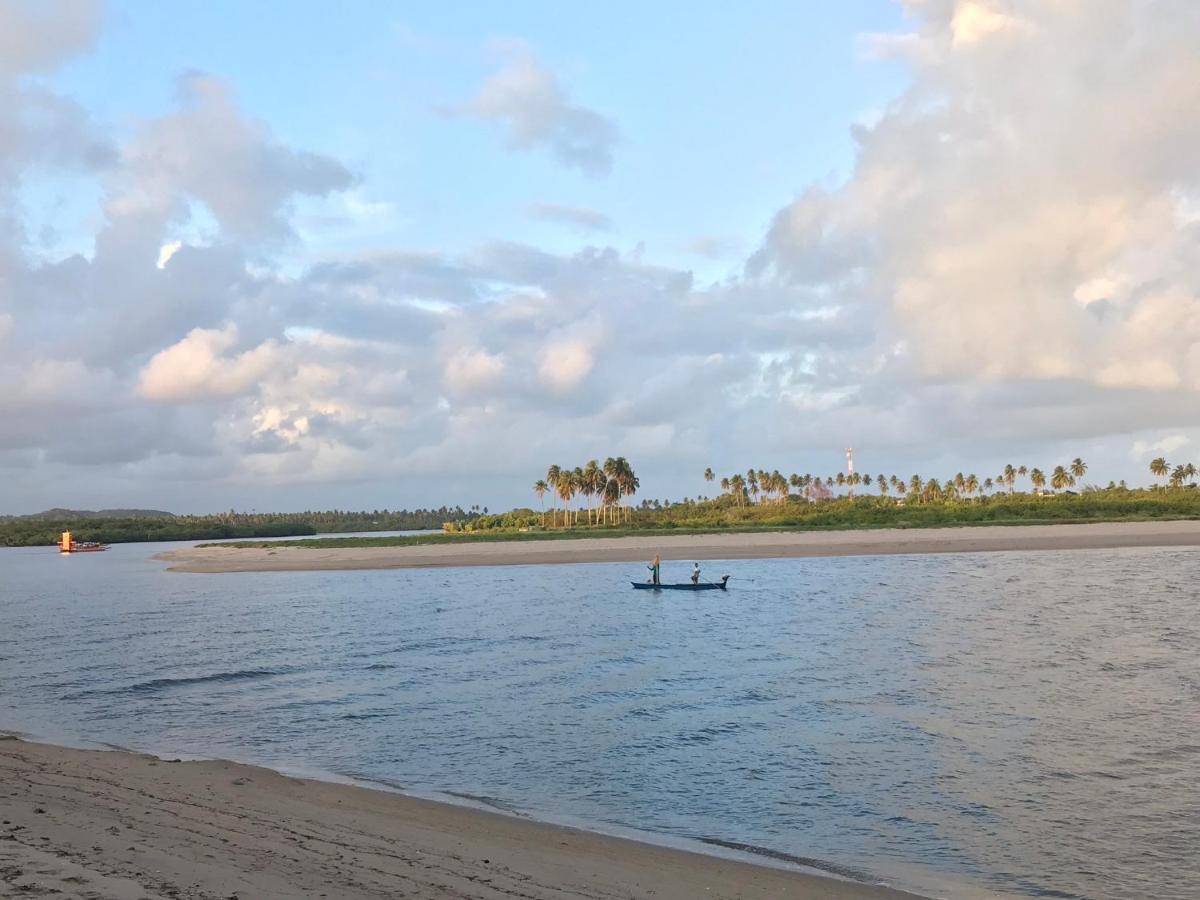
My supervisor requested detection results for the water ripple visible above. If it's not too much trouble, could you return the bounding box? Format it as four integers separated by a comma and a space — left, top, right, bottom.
1, 542, 1197, 900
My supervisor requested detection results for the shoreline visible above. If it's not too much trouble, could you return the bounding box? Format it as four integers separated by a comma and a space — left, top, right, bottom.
0, 734, 927, 900
155, 519, 1200, 572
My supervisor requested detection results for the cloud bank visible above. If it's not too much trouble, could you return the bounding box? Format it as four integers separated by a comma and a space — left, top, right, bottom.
3, 0, 1200, 512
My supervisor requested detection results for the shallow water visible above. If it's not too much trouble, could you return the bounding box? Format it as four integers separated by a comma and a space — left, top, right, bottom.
1, 542, 1197, 899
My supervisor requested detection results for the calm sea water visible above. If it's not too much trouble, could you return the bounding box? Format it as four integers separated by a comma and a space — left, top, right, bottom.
1, 542, 1197, 900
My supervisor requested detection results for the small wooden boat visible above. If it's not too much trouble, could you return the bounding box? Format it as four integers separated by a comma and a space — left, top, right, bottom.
632, 576, 730, 591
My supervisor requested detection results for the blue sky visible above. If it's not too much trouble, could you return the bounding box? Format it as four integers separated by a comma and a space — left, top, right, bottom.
47, 1, 907, 274
4, 1, 1200, 513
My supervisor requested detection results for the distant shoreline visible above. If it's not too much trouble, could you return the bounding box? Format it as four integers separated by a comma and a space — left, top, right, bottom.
1, 736, 921, 900
155, 519, 1200, 573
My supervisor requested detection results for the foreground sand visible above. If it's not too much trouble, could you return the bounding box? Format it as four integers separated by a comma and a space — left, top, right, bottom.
0, 737, 919, 900
156, 519, 1200, 573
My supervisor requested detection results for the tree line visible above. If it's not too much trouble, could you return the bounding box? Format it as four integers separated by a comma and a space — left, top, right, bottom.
703, 459, 1095, 505
1149, 458, 1198, 487
0, 507, 465, 547
533, 457, 639, 526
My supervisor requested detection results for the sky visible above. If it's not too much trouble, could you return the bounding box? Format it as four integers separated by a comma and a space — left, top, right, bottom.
2, 0, 1200, 515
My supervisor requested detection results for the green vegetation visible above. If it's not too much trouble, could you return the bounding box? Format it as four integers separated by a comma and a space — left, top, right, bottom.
10, 455, 1198, 550
212, 486, 1200, 551
0, 507, 465, 547
432, 454, 1200, 541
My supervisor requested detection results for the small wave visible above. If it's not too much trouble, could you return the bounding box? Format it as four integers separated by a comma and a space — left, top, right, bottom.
442, 790, 528, 816
63, 668, 288, 700
695, 836, 870, 882
678, 721, 749, 743
339, 711, 398, 721
727, 688, 776, 705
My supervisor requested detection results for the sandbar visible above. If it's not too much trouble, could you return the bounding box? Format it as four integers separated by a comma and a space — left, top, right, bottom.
0, 736, 920, 899
155, 520, 1200, 573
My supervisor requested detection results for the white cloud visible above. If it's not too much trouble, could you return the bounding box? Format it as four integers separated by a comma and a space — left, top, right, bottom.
756, 0, 1200, 395
950, 2, 1029, 46
7, 0, 1200, 512
443, 346, 505, 397
156, 240, 182, 269
538, 339, 594, 393
113, 73, 353, 243
684, 236, 732, 259
138, 324, 282, 401
460, 54, 618, 176
526, 202, 613, 231
0, 0, 102, 78
1130, 434, 1190, 461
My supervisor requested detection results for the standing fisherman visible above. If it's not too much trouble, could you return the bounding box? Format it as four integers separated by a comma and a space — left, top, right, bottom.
647, 554, 661, 585
691, 562, 701, 585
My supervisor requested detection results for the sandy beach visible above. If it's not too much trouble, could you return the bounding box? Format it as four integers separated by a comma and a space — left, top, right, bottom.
0, 736, 920, 900
155, 520, 1200, 573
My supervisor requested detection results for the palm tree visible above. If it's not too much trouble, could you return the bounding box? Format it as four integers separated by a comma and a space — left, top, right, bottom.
965, 473, 979, 498
789, 473, 802, 497
1018, 465, 1028, 489
615, 457, 638, 522
877, 474, 888, 496
1184, 463, 1197, 484
556, 469, 575, 525
1070, 458, 1087, 483
983, 476, 994, 494
923, 478, 942, 504
851, 471, 864, 495
546, 465, 562, 527
533, 480, 548, 526
582, 459, 603, 524
704, 467, 714, 485
601, 475, 621, 524
1029, 468, 1046, 494
571, 467, 585, 525
729, 474, 746, 507
1169, 464, 1188, 488
909, 474, 922, 499
720, 476, 731, 499
1051, 465, 1071, 492
1003, 464, 1016, 494
1150, 457, 1170, 484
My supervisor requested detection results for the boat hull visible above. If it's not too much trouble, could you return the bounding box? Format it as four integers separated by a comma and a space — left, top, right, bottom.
631, 581, 728, 591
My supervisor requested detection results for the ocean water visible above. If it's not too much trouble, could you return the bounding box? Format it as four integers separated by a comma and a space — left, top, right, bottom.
1, 542, 1197, 900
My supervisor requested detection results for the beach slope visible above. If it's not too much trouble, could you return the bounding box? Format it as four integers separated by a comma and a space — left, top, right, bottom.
0, 737, 916, 899
155, 520, 1200, 573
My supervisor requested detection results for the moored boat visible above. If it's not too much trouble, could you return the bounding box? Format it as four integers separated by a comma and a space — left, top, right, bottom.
58, 531, 109, 554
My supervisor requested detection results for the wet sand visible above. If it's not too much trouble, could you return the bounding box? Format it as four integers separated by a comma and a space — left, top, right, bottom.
156, 520, 1200, 573
0, 736, 919, 899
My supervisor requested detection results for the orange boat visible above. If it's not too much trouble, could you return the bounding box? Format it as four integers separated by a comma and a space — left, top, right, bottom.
59, 531, 109, 554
